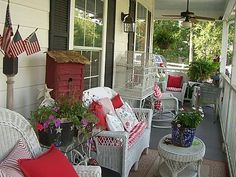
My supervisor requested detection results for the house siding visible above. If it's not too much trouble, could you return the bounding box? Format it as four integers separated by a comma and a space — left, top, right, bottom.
0, 0, 49, 118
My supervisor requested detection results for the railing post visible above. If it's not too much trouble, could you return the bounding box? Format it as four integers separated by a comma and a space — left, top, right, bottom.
220, 20, 228, 74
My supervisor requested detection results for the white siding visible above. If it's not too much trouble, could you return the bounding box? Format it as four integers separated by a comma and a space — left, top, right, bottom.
0, 0, 49, 118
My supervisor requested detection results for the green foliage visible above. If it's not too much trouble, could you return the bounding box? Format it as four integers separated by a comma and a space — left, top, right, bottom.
188, 59, 219, 81
153, 29, 175, 49
153, 20, 223, 64
173, 111, 203, 128
192, 21, 222, 60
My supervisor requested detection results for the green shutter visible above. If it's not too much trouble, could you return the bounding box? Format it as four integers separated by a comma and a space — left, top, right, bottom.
49, 0, 71, 50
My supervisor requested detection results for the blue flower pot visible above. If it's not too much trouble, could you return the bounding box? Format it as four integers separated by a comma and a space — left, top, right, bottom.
171, 124, 196, 147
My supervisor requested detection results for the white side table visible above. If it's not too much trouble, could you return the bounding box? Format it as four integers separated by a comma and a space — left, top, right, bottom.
158, 134, 206, 177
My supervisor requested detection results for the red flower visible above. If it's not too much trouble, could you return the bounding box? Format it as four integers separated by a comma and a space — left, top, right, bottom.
36, 123, 44, 131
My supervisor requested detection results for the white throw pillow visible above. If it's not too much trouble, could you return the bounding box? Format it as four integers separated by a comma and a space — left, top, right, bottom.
115, 102, 139, 132
97, 97, 116, 115
106, 114, 124, 131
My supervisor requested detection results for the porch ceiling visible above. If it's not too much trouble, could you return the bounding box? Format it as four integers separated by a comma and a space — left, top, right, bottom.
154, 0, 234, 21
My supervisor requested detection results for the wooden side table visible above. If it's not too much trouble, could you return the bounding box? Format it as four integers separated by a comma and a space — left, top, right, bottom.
157, 134, 205, 177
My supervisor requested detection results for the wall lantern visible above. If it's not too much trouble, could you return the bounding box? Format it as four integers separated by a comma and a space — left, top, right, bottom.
121, 12, 135, 33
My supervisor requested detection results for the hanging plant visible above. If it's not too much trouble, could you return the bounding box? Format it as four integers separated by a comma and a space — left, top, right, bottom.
154, 29, 175, 49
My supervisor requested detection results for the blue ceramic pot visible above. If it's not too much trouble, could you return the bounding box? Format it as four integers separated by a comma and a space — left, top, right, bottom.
171, 123, 196, 147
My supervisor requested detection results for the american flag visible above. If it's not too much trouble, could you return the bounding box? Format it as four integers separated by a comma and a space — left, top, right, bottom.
1, 3, 13, 57
24, 31, 40, 55
9, 27, 25, 57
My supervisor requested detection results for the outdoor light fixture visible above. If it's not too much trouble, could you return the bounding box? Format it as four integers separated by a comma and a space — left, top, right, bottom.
121, 12, 135, 33
181, 18, 192, 28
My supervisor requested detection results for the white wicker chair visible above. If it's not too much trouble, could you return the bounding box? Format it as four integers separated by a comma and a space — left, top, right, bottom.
0, 107, 101, 177
82, 87, 153, 177
162, 72, 188, 106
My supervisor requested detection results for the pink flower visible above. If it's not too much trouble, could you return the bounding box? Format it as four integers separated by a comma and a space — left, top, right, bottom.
54, 119, 61, 128
81, 118, 88, 127
36, 123, 44, 131
43, 121, 49, 129
49, 115, 55, 120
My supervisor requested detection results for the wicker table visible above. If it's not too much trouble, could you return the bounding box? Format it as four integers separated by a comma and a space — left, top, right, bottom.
157, 134, 206, 177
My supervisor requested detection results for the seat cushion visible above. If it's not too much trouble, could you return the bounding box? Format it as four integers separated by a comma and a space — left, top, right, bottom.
167, 75, 183, 88
128, 121, 147, 149
18, 145, 78, 177
0, 139, 32, 177
166, 87, 182, 92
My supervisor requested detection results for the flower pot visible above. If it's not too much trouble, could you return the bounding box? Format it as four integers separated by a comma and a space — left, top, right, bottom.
171, 123, 196, 147
38, 122, 74, 147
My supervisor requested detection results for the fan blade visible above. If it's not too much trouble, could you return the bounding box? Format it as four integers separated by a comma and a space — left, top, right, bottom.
195, 16, 215, 21
162, 14, 182, 18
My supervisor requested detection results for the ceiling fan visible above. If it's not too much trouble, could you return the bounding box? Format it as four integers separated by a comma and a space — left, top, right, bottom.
162, 0, 215, 27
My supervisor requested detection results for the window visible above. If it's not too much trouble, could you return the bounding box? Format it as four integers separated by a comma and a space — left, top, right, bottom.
135, 3, 147, 52
74, 0, 103, 89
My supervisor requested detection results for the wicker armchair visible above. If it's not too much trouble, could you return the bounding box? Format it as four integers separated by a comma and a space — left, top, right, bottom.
0, 107, 101, 177
82, 87, 153, 177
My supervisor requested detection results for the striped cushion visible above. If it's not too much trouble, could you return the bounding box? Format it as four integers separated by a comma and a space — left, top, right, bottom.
128, 121, 147, 149
166, 87, 182, 92
0, 139, 32, 177
153, 82, 162, 110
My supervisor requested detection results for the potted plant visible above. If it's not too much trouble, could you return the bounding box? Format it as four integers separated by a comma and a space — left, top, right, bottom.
31, 96, 98, 147
154, 29, 175, 49
171, 110, 203, 147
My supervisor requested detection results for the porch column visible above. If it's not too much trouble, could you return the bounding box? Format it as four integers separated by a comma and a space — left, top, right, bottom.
220, 20, 228, 74
189, 28, 193, 63
231, 13, 236, 84
100, 0, 108, 87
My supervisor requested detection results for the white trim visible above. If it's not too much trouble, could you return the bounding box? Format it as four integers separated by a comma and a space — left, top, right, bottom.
220, 20, 229, 73
69, 0, 75, 50
100, 0, 108, 87
73, 46, 102, 51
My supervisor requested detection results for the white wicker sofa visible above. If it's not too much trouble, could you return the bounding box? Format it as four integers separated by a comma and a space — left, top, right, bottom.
82, 87, 153, 177
0, 107, 101, 177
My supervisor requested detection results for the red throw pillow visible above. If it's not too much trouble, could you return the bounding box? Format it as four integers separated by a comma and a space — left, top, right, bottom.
111, 94, 123, 109
89, 101, 107, 129
18, 145, 78, 177
167, 75, 183, 88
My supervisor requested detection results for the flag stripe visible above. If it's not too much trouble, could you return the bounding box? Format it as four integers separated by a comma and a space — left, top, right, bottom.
24, 32, 40, 56
9, 29, 25, 57
1, 3, 13, 56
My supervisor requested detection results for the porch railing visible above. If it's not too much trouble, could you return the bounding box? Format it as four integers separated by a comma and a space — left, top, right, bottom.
219, 73, 236, 177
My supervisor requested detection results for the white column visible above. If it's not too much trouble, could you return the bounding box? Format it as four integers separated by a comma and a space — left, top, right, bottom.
6, 76, 14, 110
100, 0, 108, 87
231, 13, 236, 85
189, 28, 193, 63
220, 20, 229, 73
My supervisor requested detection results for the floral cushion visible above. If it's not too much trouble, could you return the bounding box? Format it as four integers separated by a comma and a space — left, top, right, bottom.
153, 82, 162, 110
115, 102, 139, 132
106, 114, 124, 131
0, 139, 32, 177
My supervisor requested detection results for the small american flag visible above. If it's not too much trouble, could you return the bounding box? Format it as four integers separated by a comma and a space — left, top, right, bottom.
9, 27, 25, 57
24, 30, 40, 55
1, 3, 13, 57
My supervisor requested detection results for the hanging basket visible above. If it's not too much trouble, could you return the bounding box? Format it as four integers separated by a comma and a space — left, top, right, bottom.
171, 123, 196, 147
38, 122, 74, 147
